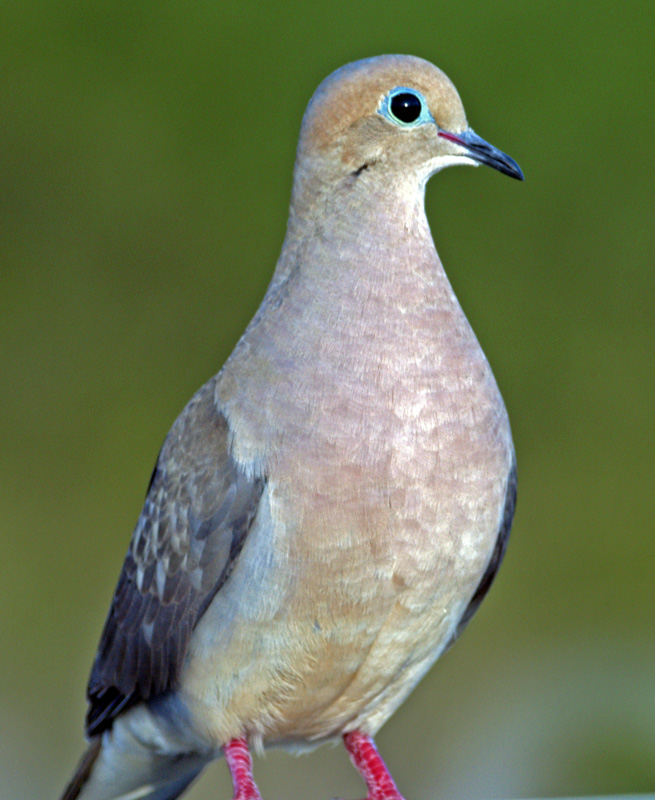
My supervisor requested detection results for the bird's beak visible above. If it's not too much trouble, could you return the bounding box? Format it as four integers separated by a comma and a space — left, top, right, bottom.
438, 128, 524, 181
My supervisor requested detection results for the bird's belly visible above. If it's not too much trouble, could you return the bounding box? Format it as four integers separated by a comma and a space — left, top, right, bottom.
181, 403, 511, 748
263, 379, 513, 741
267, 475, 506, 741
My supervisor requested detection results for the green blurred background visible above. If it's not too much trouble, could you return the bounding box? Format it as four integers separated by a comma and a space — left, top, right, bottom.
2, 1, 654, 798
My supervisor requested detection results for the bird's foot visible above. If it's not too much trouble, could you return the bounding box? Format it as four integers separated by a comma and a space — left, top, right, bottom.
342, 731, 407, 800
224, 731, 405, 800
224, 737, 263, 800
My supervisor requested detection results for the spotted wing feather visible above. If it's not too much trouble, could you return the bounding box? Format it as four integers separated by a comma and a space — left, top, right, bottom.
86, 380, 265, 735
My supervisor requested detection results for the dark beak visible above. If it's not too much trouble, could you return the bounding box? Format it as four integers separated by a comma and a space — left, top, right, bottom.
438, 128, 524, 181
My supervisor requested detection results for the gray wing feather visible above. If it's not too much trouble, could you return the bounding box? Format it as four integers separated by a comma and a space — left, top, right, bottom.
86, 380, 265, 735
452, 459, 517, 641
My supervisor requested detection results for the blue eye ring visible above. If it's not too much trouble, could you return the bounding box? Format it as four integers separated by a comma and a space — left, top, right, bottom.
379, 87, 433, 128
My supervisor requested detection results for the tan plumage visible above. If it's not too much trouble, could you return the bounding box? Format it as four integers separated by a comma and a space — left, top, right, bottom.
60, 54, 522, 800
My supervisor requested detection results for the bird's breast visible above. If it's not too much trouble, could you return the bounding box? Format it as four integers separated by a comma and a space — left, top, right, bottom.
266, 298, 513, 616
196, 253, 514, 743
219, 313, 515, 741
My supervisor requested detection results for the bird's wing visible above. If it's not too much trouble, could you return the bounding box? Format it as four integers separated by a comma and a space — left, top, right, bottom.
451, 459, 517, 640
85, 379, 266, 736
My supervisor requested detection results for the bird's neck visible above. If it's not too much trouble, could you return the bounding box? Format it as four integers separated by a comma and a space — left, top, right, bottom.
270, 173, 465, 328
220, 174, 499, 473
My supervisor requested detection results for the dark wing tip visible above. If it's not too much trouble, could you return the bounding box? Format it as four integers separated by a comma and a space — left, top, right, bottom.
86, 685, 133, 736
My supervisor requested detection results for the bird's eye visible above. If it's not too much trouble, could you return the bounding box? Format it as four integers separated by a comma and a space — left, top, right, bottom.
390, 92, 422, 124
379, 87, 431, 128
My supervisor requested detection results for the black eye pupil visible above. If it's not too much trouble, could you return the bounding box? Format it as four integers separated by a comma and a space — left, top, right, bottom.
390, 92, 422, 123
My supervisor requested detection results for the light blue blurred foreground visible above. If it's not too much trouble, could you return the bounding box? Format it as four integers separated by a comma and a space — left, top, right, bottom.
509, 796, 655, 800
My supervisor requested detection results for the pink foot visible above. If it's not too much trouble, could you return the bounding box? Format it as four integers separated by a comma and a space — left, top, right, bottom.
343, 730, 407, 800
223, 737, 263, 800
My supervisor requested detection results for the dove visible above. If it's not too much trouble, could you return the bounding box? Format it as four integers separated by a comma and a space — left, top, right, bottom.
60, 53, 522, 800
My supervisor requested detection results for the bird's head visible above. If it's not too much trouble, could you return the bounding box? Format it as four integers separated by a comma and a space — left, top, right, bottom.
294, 54, 523, 197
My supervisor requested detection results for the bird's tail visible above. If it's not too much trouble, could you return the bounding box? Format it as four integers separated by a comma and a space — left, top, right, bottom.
58, 718, 209, 800
59, 739, 102, 800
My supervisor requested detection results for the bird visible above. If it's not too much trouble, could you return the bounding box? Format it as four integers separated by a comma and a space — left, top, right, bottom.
60, 54, 523, 800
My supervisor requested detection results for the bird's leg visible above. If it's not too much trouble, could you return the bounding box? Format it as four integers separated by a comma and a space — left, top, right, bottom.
223, 737, 263, 800
343, 731, 406, 800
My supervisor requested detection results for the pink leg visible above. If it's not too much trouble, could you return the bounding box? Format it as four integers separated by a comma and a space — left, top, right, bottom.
223, 737, 263, 800
343, 731, 406, 800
